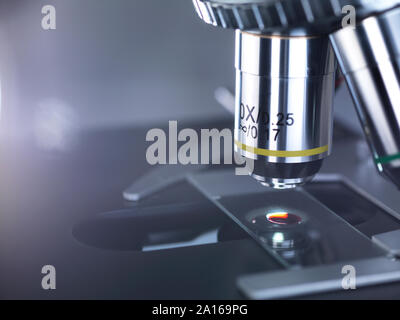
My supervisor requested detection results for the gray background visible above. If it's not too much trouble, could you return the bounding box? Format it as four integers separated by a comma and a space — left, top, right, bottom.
0, 0, 236, 141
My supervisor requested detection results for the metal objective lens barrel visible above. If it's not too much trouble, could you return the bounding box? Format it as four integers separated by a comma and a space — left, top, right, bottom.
330, 7, 400, 188
234, 31, 336, 189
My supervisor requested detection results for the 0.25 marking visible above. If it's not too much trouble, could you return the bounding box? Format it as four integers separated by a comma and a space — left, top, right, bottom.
239, 103, 295, 127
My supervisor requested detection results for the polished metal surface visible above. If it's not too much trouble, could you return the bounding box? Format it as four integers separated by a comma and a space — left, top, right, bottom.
331, 7, 400, 188
193, 0, 400, 34
238, 256, 400, 299
235, 31, 336, 188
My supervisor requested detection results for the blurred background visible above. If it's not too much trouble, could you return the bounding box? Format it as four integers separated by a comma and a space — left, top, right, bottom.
0, 0, 235, 144
0, 1, 240, 299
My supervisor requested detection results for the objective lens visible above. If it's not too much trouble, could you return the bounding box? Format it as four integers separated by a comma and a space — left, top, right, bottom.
330, 7, 400, 189
234, 31, 336, 189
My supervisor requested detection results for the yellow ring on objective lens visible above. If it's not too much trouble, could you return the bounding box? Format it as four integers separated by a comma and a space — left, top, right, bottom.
235, 140, 329, 158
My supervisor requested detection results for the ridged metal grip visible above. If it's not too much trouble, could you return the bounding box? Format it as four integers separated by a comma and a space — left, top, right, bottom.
193, 0, 400, 34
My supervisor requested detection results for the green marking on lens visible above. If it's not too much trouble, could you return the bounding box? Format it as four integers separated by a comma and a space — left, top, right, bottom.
375, 153, 400, 165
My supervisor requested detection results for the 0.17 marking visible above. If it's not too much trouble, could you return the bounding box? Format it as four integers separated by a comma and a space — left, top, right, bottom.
238, 124, 280, 141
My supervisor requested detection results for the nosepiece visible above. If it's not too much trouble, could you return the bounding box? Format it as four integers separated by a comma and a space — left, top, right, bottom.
234, 32, 336, 189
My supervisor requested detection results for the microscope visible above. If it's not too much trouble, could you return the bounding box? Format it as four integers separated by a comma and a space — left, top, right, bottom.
76, 1, 400, 299
193, 0, 400, 190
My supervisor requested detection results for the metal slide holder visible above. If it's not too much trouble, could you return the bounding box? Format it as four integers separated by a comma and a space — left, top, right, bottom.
187, 170, 400, 299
